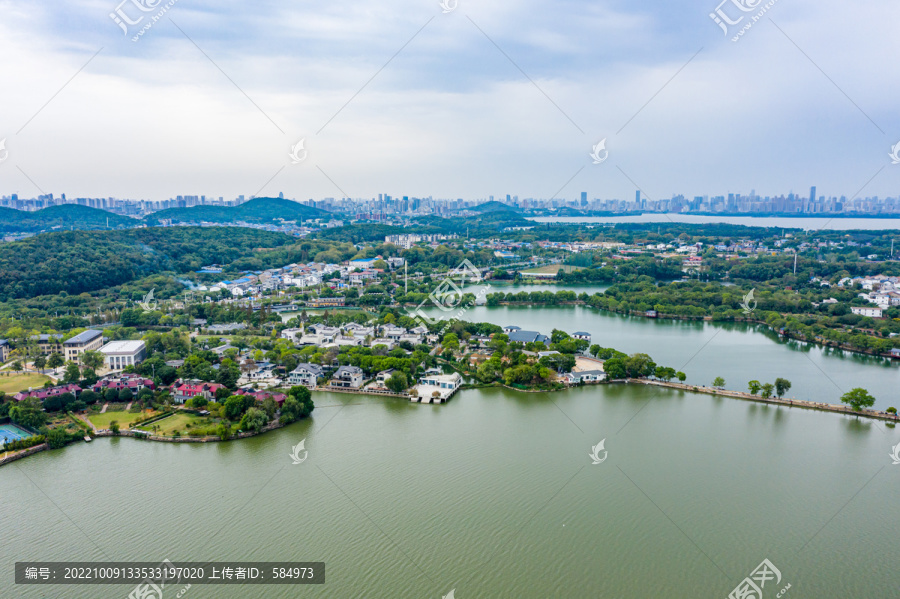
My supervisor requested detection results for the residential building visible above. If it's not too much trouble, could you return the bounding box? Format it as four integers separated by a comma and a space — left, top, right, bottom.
0, 339, 8, 362
171, 380, 225, 404
307, 297, 345, 308
288, 363, 324, 388
235, 388, 287, 406
92, 374, 154, 395
64, 329, 104, 363
330, 365, 364, 388
280, 328, 305, 343
14, 383, 81, 402
31, 334, 64, 355
566, 370, 606, 384
572, 332, 591, 342
413, 372, 462, 403
851, 306, 883, 318
507, 329, 550, 344
100, 340, 147, 370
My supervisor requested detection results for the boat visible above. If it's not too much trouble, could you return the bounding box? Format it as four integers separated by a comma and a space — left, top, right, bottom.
84, 436, 92, 442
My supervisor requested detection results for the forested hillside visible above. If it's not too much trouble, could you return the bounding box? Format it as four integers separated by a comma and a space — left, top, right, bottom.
0, 205, 136, 233
0, 227, 297, 300
143, 197, 327, 225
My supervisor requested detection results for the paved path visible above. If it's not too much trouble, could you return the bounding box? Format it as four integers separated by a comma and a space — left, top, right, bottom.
125, 402, 133, 411
100, 403, 108, 413
76, 414, 97, 432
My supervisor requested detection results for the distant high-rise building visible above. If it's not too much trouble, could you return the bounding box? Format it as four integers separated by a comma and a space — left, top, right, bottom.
809, 186, 816, 202
580, 192, 587, 206
635, 190, 641, 204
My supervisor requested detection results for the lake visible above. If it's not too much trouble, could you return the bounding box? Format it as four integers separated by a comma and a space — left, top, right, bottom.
529, 214, 900, 231
420, 304, 900, 411
3, 387, 898, 598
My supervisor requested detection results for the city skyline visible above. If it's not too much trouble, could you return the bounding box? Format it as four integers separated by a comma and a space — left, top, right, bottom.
5, 185, 900, 219
0, 0, 898, 202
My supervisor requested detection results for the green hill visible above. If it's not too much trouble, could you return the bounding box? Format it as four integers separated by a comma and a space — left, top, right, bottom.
0, 227, 298, 300
144, 198, 328, 225
0, 205, 137, 234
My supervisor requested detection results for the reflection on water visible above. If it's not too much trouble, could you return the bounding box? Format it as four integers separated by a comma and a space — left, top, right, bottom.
420, 304, 900, 409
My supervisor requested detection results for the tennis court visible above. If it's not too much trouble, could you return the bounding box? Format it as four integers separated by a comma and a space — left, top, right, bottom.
0, 423, 34, 447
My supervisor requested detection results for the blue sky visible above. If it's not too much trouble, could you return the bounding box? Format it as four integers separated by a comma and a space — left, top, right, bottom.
0, 0, 898, 202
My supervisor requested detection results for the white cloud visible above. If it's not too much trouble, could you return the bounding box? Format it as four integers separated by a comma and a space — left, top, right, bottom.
0, 0, 898, 202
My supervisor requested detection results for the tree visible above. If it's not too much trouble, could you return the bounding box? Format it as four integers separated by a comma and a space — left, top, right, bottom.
47, 353, 64, 371
105, 388, 119, 404
774, 378, 792, 398
239, 407, 269, 433
385, 372, 409, 393
79, 389, 100, 405
442, 333, 460, 352
840, 388, 876, 415
887, 407, 897, 415
109, 420, 120, 435
216, 360, 242, 389
33, 355, 47, 372
223, 394, 255, 420
118, 388, 133, 403
63, 361, 81, 383
11, 360, 23, 372
654, 366, 676, 382
47, 427, 70, 449
261, 397, 278, 420
676, 371, 686, 382
10, 397, 47, 428
81, 350, 105, 371
280, 386, 314, 424
760, 383, 775, 399
747, 380, 762, 395
712, 377, 725, 389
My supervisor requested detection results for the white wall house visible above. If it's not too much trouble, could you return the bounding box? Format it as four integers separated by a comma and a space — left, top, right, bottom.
100, 340, 147, 370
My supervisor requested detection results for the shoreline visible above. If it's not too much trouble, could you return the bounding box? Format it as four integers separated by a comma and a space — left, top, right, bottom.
3, 379, 895, 468
626, 378, 899, 422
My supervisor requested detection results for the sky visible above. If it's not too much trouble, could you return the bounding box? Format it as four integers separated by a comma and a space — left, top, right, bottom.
0, 0, 898, 203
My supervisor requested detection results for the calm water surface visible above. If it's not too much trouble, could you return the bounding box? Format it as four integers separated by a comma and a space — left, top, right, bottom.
530, 214, 900, 230
2, 388, 898, 598
421, 304, 900, 411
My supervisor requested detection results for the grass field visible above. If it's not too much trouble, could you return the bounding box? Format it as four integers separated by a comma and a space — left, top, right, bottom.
138, 412, 210, 436
0, 372, 52, 394
520, 264, 584, 275
88, 410, 155, 430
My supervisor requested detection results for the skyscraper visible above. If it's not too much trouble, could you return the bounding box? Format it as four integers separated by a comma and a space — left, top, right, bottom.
809, 186, 816, 202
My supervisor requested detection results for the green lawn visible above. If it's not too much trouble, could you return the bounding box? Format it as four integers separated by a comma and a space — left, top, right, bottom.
138, 411, 211, 436
0, 372, 52, 394
88, 410, 155, 430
